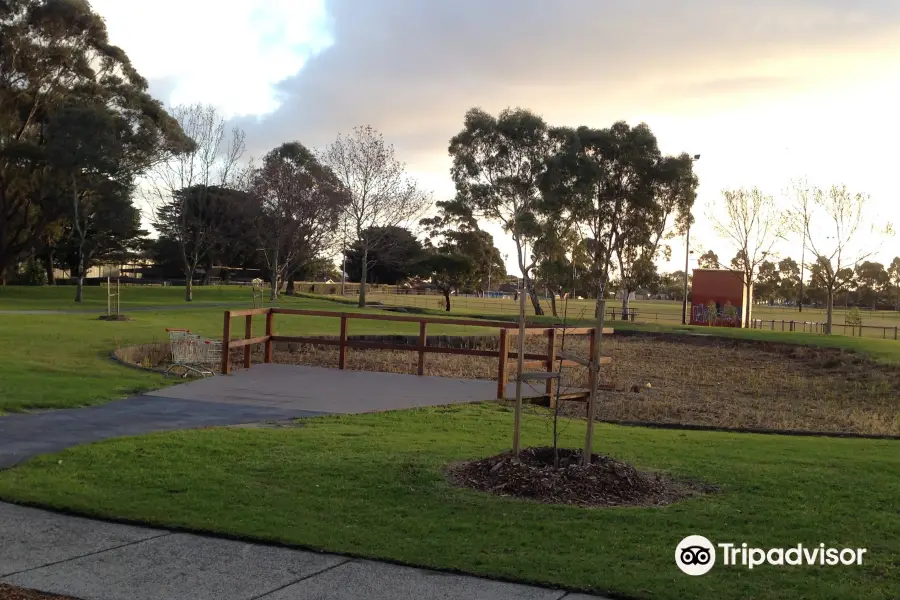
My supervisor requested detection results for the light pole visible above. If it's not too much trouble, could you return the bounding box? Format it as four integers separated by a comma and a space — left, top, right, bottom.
682, 153, 701, 325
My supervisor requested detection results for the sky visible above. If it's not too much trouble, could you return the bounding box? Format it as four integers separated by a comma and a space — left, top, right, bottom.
92, 0, 900, 277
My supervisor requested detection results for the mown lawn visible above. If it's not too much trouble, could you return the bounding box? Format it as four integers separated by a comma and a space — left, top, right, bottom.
0, 294, 495, 413
0, 404, 896, 600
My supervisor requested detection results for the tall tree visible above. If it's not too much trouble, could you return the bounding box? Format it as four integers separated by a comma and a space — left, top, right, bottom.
777, 257, 801, 304
344, 226, 426, 285
697, 250, 720, 269
0, 0, 188, 284
754, 260, 781, 305
424, 251, 475, 311
421, 202, 505, 294
854, 261, 888, 309
543, 122, 664, 318
611, 153, 697, 318
145, 103, 244, 301
796, 184, 886, 333
712, 187, 782, 327
447, 107, 554, 315
888, 257, 900, 311
250, 142, 348, 301
319, 125, 430, 308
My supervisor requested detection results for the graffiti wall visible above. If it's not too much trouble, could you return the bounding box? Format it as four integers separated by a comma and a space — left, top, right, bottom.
689, 269, 748, 328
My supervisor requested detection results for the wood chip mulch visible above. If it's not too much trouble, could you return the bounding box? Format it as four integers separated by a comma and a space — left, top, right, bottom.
447, 447, 712, 507
0, 584, 79, 600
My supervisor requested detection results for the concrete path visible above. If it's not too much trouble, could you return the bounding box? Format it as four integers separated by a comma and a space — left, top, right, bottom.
0, 396, 324, 469
0, 365, 518, 468
0, 503, 607, 600
149, 363, 519, 413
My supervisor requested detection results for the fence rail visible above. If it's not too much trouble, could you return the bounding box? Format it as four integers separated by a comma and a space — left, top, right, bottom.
220, 308, 613, 402
750, 318, 900, 339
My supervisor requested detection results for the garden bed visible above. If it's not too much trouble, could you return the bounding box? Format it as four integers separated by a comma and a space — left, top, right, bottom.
446, 446, 710, 507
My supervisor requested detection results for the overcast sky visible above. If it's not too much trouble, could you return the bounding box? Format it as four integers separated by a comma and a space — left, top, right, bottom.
93, 0, 900, 275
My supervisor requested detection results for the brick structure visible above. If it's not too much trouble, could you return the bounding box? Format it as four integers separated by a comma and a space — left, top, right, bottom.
690, 269, 749, 327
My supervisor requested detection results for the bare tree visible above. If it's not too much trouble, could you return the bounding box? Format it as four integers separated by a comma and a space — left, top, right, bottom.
250, 143, 348, 301
319, 126, 431, 307
797, 185, 888, 333
712, 187, 782, 327
143, 104, 245, 301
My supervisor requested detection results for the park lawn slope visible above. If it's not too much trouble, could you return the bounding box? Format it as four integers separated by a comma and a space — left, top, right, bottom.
0, 404, 896, 600
0, 297, 498, 412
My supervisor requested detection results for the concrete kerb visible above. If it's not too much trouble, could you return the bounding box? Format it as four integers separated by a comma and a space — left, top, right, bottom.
0, 500, 627, 600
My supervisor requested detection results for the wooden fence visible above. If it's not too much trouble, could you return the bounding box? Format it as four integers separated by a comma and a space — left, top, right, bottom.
221, 307, 612, 401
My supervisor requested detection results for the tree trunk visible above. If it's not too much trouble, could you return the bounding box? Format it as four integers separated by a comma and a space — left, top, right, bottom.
0, 266, 6, 286
201, 256, 213, 286
825, 288, 834, 334
74, 244, 85, 303
358, 246, 368, 308
44, 251, 55, 285
285, 273, 296, 296
744, 282, 752, 328
549, 292, 558, 318
621, 289, 631, 320
183, 260, 194, 301
444, 289, 451, 312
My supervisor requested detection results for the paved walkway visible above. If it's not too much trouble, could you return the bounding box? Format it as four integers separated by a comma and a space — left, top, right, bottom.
0, 503, 607, 600
149, 363, 517, 413
0, 365, 517, 468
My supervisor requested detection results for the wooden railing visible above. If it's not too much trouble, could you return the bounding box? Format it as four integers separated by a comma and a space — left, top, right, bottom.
220, 307, 613, 400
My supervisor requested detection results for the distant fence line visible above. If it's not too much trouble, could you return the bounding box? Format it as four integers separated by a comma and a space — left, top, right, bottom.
749, 318, 900, 340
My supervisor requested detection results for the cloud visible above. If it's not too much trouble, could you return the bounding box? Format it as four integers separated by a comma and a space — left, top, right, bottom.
92, 0, 333, 117
231, 0, 900, 160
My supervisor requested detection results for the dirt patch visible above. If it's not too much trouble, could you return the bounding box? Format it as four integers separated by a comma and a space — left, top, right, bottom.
258, 333, 900, 435
0, 584, 80, 600
446, 446, 707, 507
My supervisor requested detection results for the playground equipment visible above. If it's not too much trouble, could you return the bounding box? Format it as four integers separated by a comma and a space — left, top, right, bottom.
165, 328, 222, 378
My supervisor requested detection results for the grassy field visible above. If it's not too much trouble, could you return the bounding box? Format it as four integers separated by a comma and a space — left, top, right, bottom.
365, 292, 900, 333
4, 285, 900, 413
0, 403, 896, 600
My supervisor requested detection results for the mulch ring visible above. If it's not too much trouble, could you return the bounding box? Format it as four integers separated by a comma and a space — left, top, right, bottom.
0, 584, 80, 600
447, 446, 712, 508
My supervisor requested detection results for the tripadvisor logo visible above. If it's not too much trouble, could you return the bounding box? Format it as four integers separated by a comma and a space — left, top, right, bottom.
675, 535, 867, 576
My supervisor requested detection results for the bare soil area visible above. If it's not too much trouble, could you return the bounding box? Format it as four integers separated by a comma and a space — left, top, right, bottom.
255, 333, 900, 435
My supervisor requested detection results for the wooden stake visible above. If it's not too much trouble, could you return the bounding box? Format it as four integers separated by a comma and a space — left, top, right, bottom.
513, 285, 526, 456
583, 299, 606, 466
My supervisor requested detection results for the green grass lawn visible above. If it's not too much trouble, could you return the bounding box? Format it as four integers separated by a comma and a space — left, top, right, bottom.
0, 294, 497, 413
0, 404, 896, 600
0, 284, 262, 310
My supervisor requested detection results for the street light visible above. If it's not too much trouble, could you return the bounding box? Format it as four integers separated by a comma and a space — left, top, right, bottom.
682, 154, 701, 325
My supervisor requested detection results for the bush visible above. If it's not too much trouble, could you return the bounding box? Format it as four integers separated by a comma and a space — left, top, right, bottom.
845, 307, 863, 327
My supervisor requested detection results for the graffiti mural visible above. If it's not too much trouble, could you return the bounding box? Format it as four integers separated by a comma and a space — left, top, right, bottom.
691, 304, 742, 326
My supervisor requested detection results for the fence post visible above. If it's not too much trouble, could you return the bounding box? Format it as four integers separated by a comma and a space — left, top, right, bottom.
243, 314, 253, 368
264, 309, 274, 363
417, 321, 427, 376
497, 328, 509, 399
222, 311, 232, 374
546, 327, 557, 404
339, 315, 348, 370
